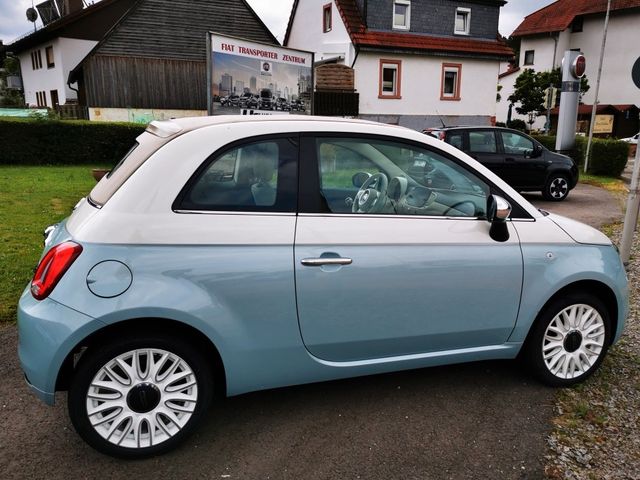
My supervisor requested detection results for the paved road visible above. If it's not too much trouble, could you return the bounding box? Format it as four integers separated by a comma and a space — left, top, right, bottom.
0, 183, 623, 480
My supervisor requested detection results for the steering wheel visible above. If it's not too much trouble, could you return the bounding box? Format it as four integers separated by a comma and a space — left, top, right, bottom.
442, 200, 477, 217
352, 172, 389, 214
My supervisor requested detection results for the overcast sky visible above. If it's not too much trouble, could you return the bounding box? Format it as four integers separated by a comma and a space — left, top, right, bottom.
0, 0, 553, 45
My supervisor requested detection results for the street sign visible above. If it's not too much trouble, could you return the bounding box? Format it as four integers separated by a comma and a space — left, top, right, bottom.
572, 55, 586, 78
593, 115, 614, 134
632, 56, 640, 89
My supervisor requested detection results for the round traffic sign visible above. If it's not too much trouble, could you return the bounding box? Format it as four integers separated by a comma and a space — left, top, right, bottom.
572, 55, 586, 79
633, 57, 640, 89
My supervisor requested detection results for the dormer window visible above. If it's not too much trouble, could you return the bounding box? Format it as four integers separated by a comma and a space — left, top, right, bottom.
393, 0, 411, 30
455, 8, 471, 35
323, 3, 332, 33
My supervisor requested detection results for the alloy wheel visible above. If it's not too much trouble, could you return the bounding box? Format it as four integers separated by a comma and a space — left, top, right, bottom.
542, 303, 606, 379
85, 348, 198, 449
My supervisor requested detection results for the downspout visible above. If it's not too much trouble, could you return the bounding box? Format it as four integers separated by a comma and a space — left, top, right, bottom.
545, 32, 559, 134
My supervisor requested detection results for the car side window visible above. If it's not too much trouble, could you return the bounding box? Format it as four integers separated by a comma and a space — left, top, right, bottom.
469, 131, 497, 153
316, 138, 490, 218
177, 138, 297, 212
501, 131, 535, 156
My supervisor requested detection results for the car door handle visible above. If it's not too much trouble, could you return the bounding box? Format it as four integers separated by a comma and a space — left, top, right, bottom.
301, 257, 353, 267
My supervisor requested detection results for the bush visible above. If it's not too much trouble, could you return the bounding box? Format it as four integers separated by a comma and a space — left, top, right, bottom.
0, 118, 146, 166
507, 119, 528, 132
532, 135, 627, 176
533, 135, 556, 151
589, 138, 629, 176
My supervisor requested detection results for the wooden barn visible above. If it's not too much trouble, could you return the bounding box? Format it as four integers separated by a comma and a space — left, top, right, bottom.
11, 0, 278, 122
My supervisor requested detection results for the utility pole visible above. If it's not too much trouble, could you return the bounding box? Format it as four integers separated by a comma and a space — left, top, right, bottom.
584, 0, 611, 173
620, 56, 640, 264
620, 146, 640, 264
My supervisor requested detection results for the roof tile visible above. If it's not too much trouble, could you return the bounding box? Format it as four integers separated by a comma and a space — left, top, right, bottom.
512, 0, 640, 37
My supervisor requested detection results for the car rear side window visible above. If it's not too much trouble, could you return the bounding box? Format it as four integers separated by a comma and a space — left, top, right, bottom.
175, 137, 298, 213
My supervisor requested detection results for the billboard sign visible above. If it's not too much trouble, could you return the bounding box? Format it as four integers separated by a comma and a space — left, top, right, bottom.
208, 33, 314, 116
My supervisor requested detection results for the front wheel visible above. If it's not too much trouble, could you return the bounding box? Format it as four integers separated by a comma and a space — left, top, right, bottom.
524, 293, 610, 387
542, 174, 570, 201
68, 335, 213, 458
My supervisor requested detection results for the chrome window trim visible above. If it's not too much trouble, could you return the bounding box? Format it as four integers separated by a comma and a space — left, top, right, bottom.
173, 209, 295, 217
297, 212, 483, 221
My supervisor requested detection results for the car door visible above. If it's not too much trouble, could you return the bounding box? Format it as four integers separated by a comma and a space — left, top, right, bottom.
294, 135, 524, 362
499, 130, 549, 188
465, 130, 509, 181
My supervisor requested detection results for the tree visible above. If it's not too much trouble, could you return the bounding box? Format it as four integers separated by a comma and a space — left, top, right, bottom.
508, 69, 545, 117
508, 68, 591, 129
0, 56, 25, 107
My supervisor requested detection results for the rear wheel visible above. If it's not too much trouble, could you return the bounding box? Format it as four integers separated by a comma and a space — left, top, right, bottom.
542, 174, 570, 201
524, 293, 610, 387
68, 335, 213, 458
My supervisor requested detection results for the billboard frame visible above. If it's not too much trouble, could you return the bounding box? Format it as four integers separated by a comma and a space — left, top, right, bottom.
206, 31, 315, 116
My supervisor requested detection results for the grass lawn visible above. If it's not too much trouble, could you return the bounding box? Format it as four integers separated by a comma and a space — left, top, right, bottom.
579, 173, 627, 193
0, 165, 103, 323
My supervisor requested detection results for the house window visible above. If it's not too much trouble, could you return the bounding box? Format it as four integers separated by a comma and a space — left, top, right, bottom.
31, 50, 43, 70
393, 0, 410, 30
323, 3, 332, 32
524, 50, 535, 66
36, 91, 47, 107
45, 46, 55, 68
379, 59, 402, 99
571, 16, 583, 33
455, 8, 471, 35
441, 63, 462, 101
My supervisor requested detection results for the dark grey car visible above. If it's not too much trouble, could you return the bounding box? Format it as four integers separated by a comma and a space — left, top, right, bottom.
424, 127, 579, 201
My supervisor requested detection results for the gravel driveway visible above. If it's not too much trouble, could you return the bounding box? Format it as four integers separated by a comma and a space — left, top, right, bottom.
0, 183, 628, 479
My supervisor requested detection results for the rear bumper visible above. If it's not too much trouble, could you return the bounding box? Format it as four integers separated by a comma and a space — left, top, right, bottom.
18, 289, 99, 406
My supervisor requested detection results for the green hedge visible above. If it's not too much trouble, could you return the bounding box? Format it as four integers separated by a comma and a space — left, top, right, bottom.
0, 118, 146, 166
532, 135, 627, 177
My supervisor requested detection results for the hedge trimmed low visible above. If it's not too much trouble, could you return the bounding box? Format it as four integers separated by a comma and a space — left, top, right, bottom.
0, 118, 146, 166
532, 135, 628, 177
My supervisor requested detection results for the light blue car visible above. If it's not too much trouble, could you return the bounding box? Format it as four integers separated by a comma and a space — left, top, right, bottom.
18, 116, 628, 458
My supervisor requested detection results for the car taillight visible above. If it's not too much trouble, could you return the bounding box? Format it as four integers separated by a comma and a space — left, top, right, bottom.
31, 242, 83, 300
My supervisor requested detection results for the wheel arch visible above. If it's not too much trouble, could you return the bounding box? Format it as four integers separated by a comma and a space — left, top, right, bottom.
55, 318, 227, 396
521, 279, 619, 350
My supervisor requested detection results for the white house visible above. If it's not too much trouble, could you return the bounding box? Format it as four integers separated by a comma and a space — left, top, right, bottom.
497, 0, 640, 132
8, 0, 136, 109
285, 0, 513, 130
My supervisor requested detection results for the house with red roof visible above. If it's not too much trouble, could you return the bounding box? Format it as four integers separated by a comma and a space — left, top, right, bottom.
284, 0, 513, 129
497, 0, 640, 135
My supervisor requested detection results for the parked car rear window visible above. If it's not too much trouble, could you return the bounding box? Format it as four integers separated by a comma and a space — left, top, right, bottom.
89, 132, 166, 207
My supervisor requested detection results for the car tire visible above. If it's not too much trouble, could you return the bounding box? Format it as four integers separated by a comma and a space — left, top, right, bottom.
68, 334, 213, 458
542, 174, 570, 201
523, 293, 610, 387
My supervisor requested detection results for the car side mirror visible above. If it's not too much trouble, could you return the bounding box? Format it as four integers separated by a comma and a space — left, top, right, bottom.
486, 195, 512, 242
352, 172, 372, 188
533, 144, 544, 158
